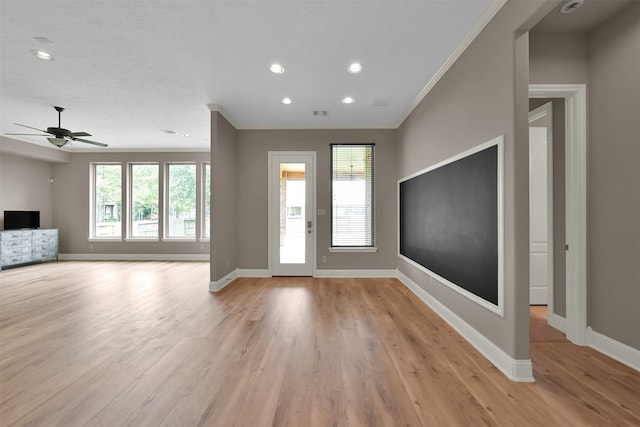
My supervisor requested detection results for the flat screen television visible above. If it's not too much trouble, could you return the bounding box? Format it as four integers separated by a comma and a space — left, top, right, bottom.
3, 210, 40, 230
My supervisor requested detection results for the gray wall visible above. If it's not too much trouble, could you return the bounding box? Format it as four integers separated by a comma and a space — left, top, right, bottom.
529, 98, 566, 317
210, 112, 238, 281
529, 33, 588, 84
587, 3, 640, 349
0, 152, 55, 229
236, 128, 397, 271
51, 151, 210, 256
529, 2, 639, 350
396, 0, 552, 360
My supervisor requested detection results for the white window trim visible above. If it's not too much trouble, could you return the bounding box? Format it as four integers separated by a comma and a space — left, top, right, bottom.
161, 238, 197, 243
88, 237, 122, 243
329, 247, 378, 253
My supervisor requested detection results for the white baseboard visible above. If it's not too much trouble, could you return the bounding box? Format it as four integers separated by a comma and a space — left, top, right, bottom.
314, 269, 398, 278
209, 269, 238, 292
587, 327, 640, 371
548, 312, 566, 334
232, 269, 398, 279
236, 269, 270, 277
397, 271, 535, 382
59, 253, 209, 261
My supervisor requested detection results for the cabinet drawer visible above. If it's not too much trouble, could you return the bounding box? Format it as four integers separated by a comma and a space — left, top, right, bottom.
32, 243, 51, 251
32, 230, 57, 242
1, 231, 28, 242
32, 251, 57, 261
32, 237, 52, 245
2, 254, 32, 266
2, 245, 31, 256
2, 239, 30, 249
34, 229, 57, 237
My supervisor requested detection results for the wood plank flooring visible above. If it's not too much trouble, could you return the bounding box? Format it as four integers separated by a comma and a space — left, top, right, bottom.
1, 261, 638, 426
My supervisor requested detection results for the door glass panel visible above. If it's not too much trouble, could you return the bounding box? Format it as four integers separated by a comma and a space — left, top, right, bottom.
279, 163, 305, 264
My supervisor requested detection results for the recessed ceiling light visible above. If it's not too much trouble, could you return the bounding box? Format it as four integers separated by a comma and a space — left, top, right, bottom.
347, 63, 362, 74
270, 64, 285, 74
182, 133, 191, 138
30, 50, 53, 61
282, 97, 292, 105
342, 97, 355, 104
560, 0, 584, 13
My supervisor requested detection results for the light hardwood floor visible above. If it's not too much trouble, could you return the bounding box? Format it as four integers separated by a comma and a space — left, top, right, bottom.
1, 261, 638, 426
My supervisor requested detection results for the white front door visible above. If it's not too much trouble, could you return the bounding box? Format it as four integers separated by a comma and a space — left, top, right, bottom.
529, 102, 554, 305
268, 152, 315, 276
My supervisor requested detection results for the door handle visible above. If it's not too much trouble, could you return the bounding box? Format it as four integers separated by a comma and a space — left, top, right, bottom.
307, 220, 312, 234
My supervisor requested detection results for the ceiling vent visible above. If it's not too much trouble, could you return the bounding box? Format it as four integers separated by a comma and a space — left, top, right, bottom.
373, 98, 391, 107
313, 110, 329, 116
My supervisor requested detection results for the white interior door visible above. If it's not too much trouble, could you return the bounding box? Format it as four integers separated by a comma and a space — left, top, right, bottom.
529, 102, 553, 305
269, 152, 315, 276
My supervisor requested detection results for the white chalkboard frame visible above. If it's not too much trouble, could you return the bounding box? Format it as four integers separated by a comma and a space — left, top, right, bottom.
398, 135, 504, 316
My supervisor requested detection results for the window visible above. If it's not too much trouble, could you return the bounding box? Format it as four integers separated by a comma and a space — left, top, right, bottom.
92, 163, 122, 238
129, 164, 159, 238
331, 144, 374, 247
90, 160, 209, 242
202, 163, 211, 239
166, 163, 197, 238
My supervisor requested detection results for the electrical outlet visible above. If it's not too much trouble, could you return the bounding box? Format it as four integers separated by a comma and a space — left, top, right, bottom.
322, 256, 327, 263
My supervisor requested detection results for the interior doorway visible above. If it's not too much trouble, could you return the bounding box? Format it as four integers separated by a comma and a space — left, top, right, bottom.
529, 84, 588, 346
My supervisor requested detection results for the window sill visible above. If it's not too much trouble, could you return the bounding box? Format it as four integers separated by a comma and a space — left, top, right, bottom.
161, 238, 197, 243
329, 247, 378, 253
88, 238, 122, 242
125, 238, 159, 243
199, 238, 210, 243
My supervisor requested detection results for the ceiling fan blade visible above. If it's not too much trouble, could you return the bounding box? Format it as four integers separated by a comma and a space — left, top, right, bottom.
5, 133, 50, 136
70, 131, 92, 137
13, 123, 49, 133
73, 137, 108, 147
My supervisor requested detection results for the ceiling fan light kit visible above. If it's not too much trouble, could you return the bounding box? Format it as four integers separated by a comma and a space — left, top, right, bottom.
6, 106, 108, 148
47, 137, 67, 147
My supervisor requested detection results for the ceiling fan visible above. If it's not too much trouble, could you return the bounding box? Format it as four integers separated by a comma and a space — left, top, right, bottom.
6, 106, 108, 148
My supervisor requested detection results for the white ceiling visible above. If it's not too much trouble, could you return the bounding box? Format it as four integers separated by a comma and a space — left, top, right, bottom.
1, 0, 497, 152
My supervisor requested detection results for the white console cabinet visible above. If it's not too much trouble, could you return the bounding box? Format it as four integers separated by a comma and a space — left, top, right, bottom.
0, 229, 58, 271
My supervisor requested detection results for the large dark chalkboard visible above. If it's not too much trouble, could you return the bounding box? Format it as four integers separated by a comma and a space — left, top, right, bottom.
399, 139, 502, 310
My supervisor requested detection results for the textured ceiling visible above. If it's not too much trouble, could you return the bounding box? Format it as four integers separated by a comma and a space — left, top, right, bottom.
1, 0, 497, 151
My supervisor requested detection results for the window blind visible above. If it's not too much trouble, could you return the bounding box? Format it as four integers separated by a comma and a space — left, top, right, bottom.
330, 144, 374, 247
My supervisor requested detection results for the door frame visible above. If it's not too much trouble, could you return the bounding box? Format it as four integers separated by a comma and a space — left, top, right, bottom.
267, 151, 317, 276
529, 84, 587, 346
528, 101, 554, 310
